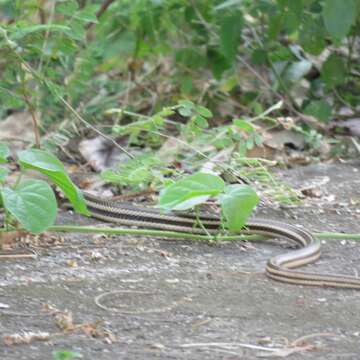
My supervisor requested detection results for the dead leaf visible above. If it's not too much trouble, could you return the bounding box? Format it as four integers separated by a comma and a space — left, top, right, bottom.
66, 259, 78, 268
78, 321, 117, 342
0, 231, 27, 250
3, 331, 50, 345
79, 137, 130, 171
263, 130, 305, 151
54, 310, 74, 331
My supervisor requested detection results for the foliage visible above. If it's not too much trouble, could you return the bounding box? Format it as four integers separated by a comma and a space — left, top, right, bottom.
0, 144, 88, 233
159, 172, 225, 211
1, 0, 359, 132
159, 172, 259, 231
105, 100, 300, 205
1, 179, 57, 233
1, 0, 359, 233
101, 153, 164, 189
18, 149, 89, 214
52, 350, 83, 360
220, 184, 259, 231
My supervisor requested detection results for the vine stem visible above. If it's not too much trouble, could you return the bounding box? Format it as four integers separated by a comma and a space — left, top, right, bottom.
47, 225, 265, 242
315, 233, 360, 240
1, 226, 360, 241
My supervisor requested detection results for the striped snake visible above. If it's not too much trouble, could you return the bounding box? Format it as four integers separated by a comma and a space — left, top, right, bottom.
84, 192, 360, 289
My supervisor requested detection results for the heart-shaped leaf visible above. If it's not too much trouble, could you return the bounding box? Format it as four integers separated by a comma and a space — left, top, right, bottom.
18, 149, 89, 216
1, 180, 57, 233
159, 172, 225, 211
220, 184, 259, 232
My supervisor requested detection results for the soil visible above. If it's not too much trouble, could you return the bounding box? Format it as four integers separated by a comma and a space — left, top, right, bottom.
1, 161, 360, 360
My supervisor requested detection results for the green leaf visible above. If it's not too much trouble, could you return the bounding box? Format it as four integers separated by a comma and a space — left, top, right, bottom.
0, 142, 10, 163
67, 18, 86, 40
233, 119, 255, 133
207, 48, 230, 79
219, 12, 243, 62
299, 15, 326, 55
56, 1, 79, 16
52, 350, 83, 360
1, 180, 57, 233
321, 54, 347, 88
178, 100, 195, 109
196, 106, 213, 118
178, 107, 193, 117
18, 149, 89, 216
213, 137, 233, 149
268, 46, 293, 62
159, 173, 225, 211
220, 184, 259, 232
304, 100, 332, 122
282, 0, 303, 33
74, 4, 99, 23
0, 167, 8, 183
157, 107, 175, 117
220, 75, 239, 92
101, 153, 160, 188
322, 0, 357, 42
268, 14, 283, 41
0, 90, 25, 109
193, 115, 209, 129
251, 48, 268, 65
9, 24, 72, 40
178, 100, 195, 117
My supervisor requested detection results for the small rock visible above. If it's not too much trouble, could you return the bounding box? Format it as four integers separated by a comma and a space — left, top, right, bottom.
317, 298, 327, 302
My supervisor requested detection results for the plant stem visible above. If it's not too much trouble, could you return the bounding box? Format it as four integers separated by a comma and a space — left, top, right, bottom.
195, 206, 214, 241
1, 225, 360, 242
315, 233, 360, 240
47, 225, 264, 242
0, 225, 263, 242
23, 87, 41, 149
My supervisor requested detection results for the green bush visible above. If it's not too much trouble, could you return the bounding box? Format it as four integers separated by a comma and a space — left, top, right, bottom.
0, 0, 359, 138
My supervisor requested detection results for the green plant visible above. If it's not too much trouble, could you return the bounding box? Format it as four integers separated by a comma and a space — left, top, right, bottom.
0, 0, 100, 125
0, 144, 88, 233
1, 0, 358, 163
159, 172, 259, 232
107, 100, 299, 206
101, 152, 165, 190
52, 350, 83, 360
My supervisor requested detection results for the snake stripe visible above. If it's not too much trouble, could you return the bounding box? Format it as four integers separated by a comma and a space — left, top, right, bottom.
83, 192, 360, 289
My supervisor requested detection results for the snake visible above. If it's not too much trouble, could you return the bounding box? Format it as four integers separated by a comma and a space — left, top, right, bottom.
83, 192, 360, 289
1, 190, 359, 289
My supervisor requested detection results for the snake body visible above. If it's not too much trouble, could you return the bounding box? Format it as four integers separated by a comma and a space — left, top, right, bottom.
84, 192, 360, 289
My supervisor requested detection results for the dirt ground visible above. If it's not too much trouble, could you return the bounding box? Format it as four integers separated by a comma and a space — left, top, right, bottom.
1, 161, 360, 360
